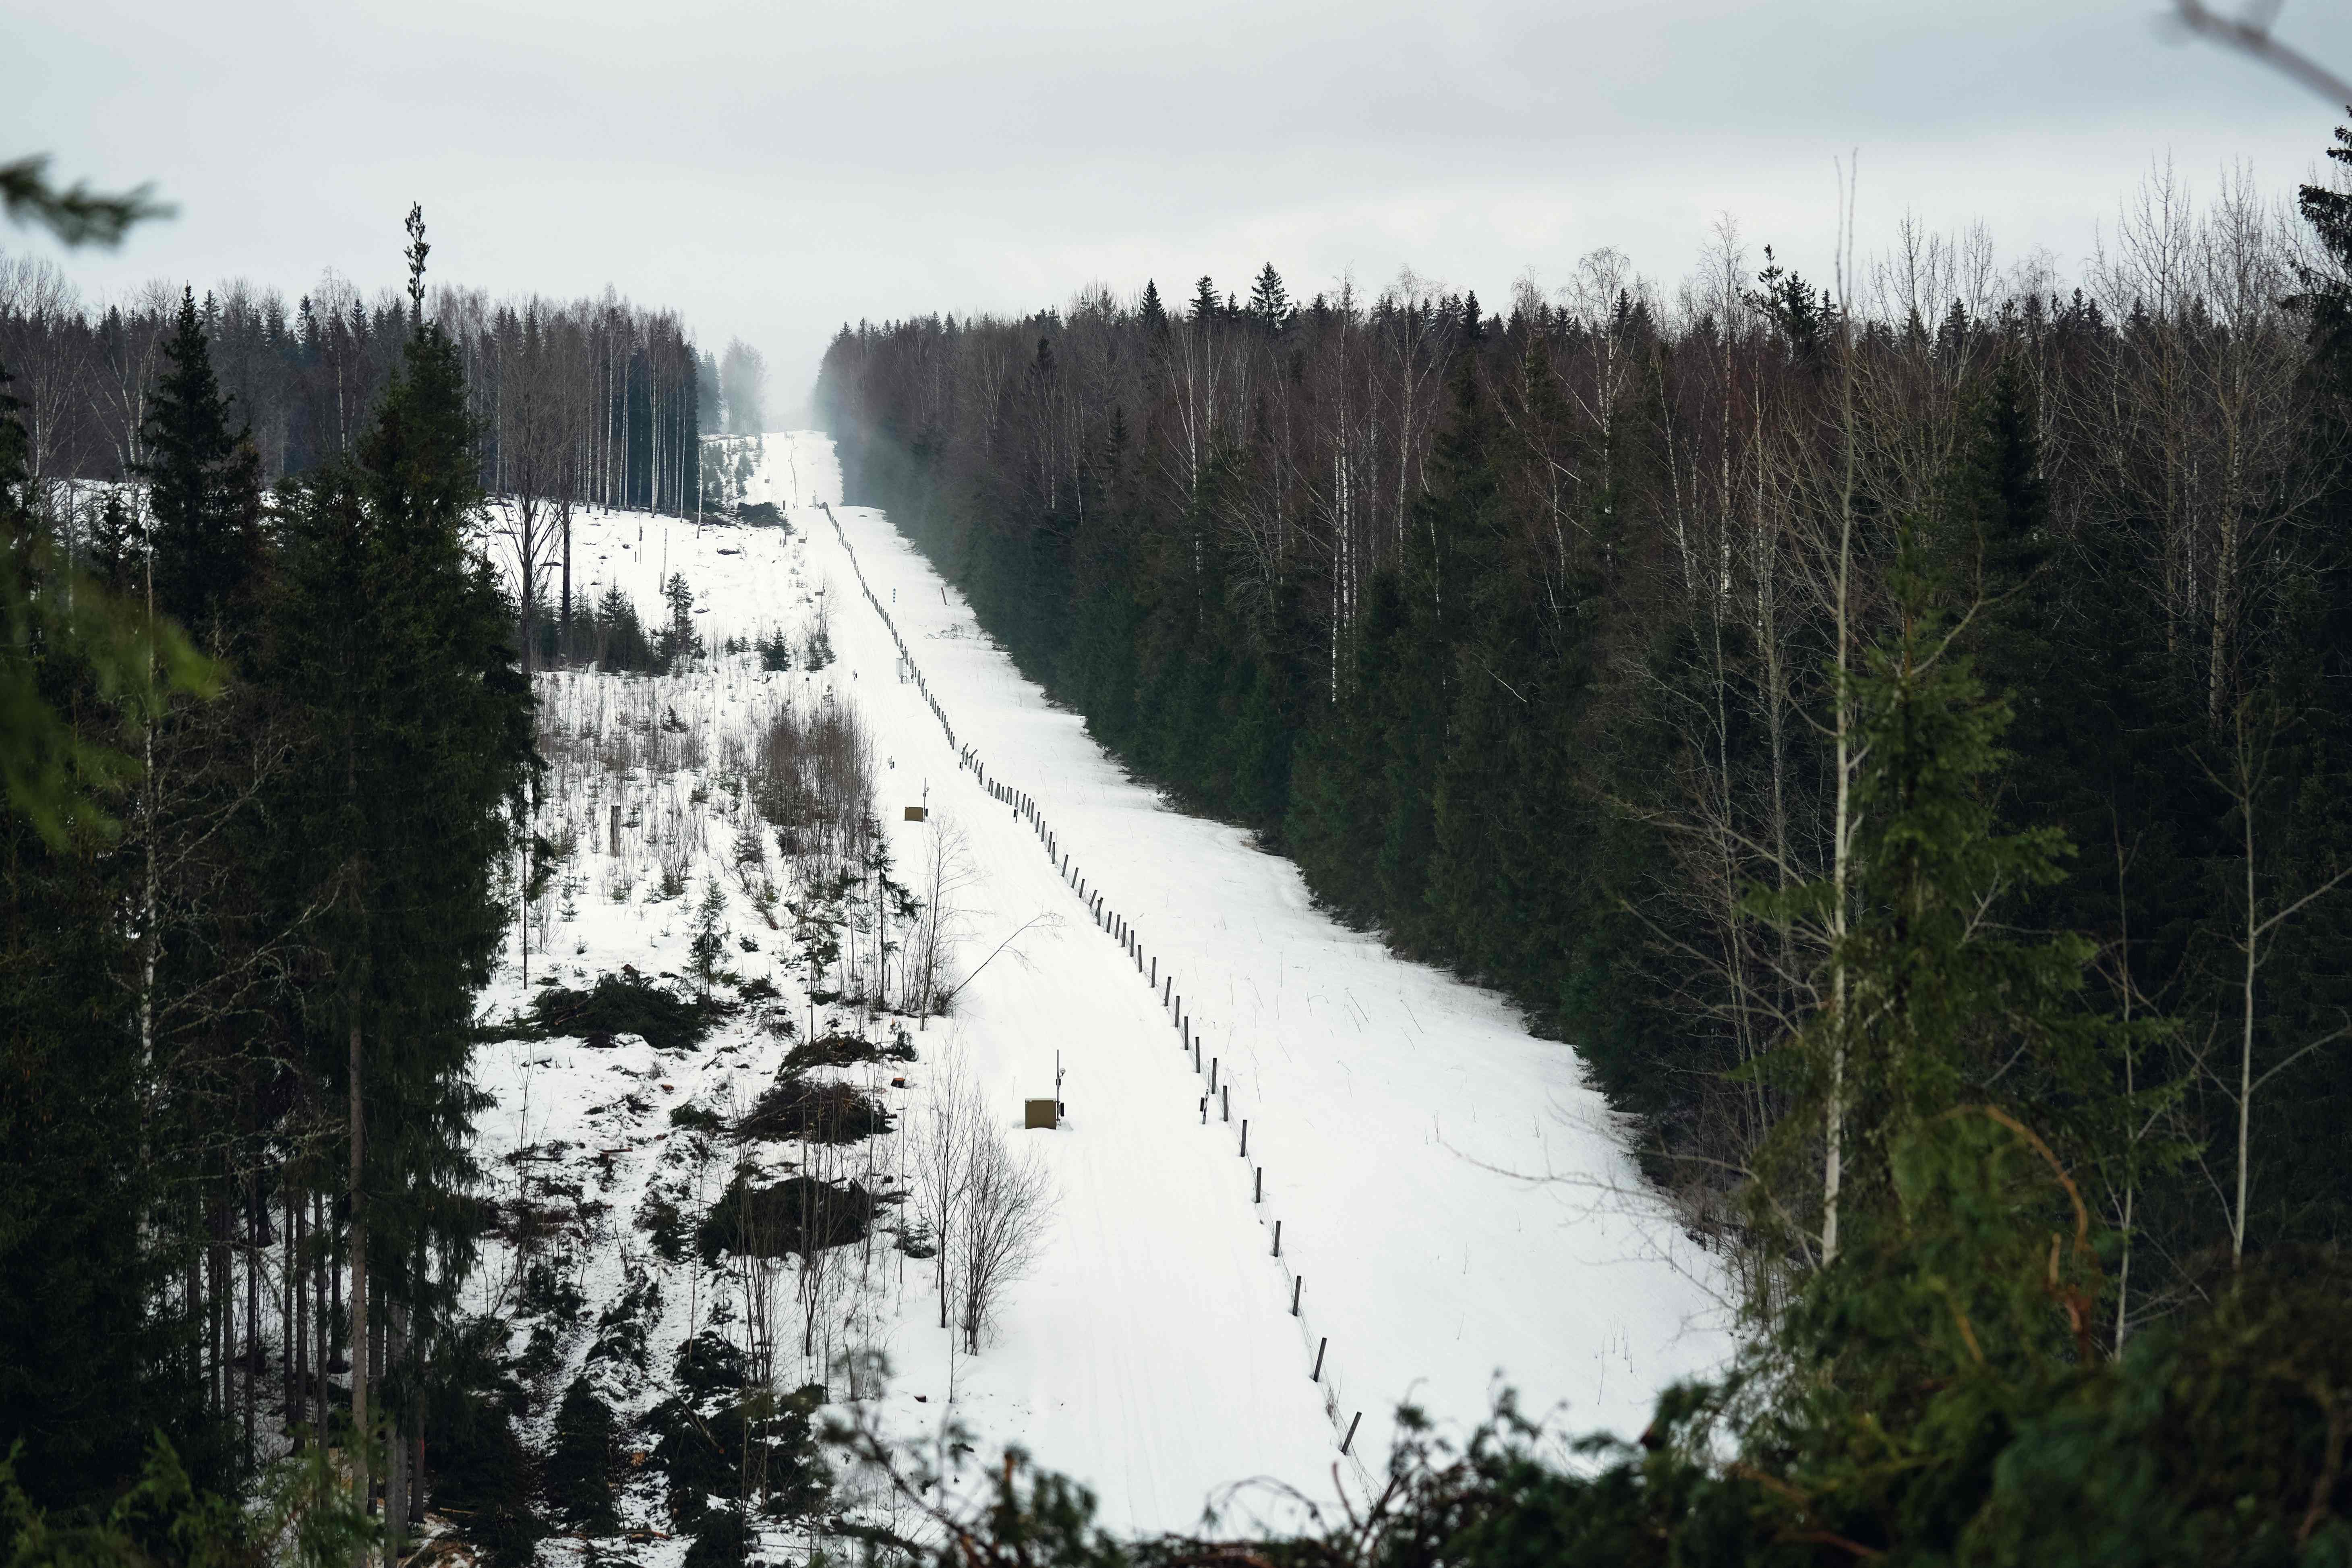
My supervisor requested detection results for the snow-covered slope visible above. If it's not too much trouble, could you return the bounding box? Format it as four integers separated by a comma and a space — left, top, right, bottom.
471, 432, 1727, 1548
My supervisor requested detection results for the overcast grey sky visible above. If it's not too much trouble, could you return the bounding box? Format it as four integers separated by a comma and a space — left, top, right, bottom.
10, 0, 2351, 422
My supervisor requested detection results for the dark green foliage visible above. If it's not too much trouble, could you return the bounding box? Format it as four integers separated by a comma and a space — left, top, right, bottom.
0, 230, 701, 1543
422, 1389, 542, 1567
0, 857, 215, 1505
809, 568, 2344, 1560
657, 572, 702, 669
0, 359, 209, 845
800, 618, 835, 672
841, 1262, 2352, 1566
2297, 121, 2352, 399
0, 261, 534, 1527
136, 289, 263, 642
636, 1191, 690, 1263
733, 1077, 892, 1143
0, 1433, 375, 1568
584, 1270, 659, 1373
516, 1259, 585, 1329
545, 1377, 619, 1533
497, 972, 722, 1053
402, 1314, 542, 1567
1246, 263, 1293, 331
694, 1174, 877, 1265
679, 1504, 748, 1568
0, 155, 170, 249
1966, 1247, 2352, 1565
587, 585, 660, 673
780, 1032, 916, 1072
673, 1332, 747, 1404
687, 881, 733, 998
261, 313, 537, 1386
648, 1336, 828, 1550
0, 374, 220, 1509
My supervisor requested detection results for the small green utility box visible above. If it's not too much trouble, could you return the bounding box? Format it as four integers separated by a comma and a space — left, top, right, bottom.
905, 806, 928, 822
1023, 1099, 1058, 1130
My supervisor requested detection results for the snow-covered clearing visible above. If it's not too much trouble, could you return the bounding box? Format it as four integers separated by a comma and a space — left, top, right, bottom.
470, 432, 1727, 1554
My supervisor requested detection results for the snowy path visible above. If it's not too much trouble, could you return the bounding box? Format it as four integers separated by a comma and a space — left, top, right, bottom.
477, 432, 1727, 1545
757, 436, 1730, 1465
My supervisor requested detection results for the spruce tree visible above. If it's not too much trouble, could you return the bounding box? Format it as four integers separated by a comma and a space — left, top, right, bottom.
0, 361, 221, 1510
1723, 558, 2168, 1554
1379, 348, 1497, 951
138, 287, 263, 643
1247, 264, 1292, 331
1750, 551, 2155, 1307
1189, 275, 1220, 324
544, 1376, 618, 1532
0, 360, 205, 842
264, 300, 534, 1516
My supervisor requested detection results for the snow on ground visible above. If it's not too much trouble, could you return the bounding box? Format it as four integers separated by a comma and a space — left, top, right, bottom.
468, 432, 1728, 1554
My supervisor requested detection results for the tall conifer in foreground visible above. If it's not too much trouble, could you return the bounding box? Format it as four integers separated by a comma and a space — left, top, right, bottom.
264, 213, 534, 1539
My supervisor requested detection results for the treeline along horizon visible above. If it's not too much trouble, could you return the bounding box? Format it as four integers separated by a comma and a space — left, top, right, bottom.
818, 147, 2352, 1327
0, 228, 546, 1547
0, 251, 764, 527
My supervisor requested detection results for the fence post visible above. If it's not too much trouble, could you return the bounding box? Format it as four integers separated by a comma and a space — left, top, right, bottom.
1255, 1167, 1263, 1203
1341, 1412, 1361, 1455
1240, 1120, 1247, 1157
1290, 1275, 1300, 1314
1311, 1337, 1326, 1382
1273, 1220, 1282, 1257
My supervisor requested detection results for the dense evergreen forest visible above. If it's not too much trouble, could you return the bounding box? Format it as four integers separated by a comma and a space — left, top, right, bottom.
0, 207, 644, 1558
818, 154, 2352, 1340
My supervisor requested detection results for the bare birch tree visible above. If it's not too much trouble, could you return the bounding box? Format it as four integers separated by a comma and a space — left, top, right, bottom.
955, 1119, 1054, 1355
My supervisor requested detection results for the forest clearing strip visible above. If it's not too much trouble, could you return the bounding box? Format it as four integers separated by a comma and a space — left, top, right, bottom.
815, 501, 1370, 1471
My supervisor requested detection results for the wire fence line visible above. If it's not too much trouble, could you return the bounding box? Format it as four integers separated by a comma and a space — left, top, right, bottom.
816, 501, 1371, 1470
